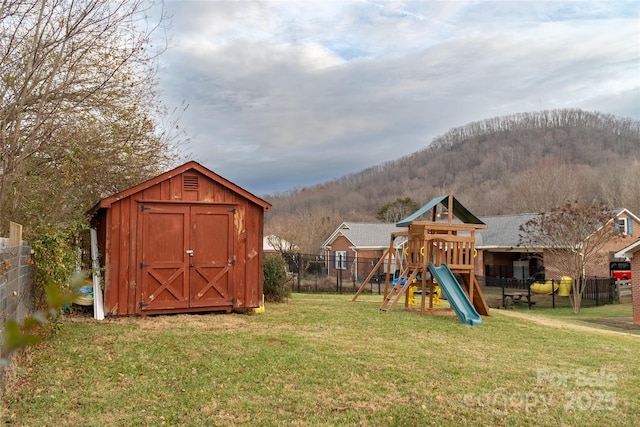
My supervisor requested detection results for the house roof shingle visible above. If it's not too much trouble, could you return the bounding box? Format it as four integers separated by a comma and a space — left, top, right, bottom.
321, 222, 406, 250
476, 214, 538, 249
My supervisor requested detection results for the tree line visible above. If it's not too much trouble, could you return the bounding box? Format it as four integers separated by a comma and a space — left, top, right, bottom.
266, 109, 640, 253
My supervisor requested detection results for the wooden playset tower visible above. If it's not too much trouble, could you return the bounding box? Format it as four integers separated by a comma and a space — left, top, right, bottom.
354, 195, 490, 319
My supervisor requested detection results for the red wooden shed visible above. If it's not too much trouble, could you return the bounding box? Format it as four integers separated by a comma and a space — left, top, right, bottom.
88, 161, 272, 316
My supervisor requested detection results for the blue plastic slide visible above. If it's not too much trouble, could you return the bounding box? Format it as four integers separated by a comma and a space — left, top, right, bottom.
427, 263, 482, 326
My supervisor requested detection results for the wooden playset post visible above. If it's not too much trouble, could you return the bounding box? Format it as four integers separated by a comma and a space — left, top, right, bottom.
379, 195, 490, 317
352, 232, 408, 302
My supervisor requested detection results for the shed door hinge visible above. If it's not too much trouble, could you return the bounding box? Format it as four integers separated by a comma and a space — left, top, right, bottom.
140, 262, 149, 269
140, 205, 150, 212
228, 259, 236, 266
228, 208, 236, 214
139, 301, 150, 309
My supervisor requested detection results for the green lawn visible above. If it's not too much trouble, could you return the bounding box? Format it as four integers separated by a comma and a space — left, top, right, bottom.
2, 293, 639, 426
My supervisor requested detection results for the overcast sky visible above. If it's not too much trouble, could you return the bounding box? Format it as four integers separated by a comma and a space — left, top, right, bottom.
156, 1, 640, 196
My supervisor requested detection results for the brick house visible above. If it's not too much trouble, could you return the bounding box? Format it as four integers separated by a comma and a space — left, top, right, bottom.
594, 209, 640, 276
320, 222, 406, 280
614, 239, 640, 325
476, 214, 542, 281
322, 208, 639, 286
478, 209, 640, 281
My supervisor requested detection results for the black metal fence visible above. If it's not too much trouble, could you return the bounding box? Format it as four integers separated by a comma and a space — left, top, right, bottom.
274, 253, 618, 308
274, 252, 400, 294
480, 274, 616, 309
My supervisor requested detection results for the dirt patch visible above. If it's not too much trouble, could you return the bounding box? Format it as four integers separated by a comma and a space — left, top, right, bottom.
132, 312, 253, 331
494, 310, 640, 338
62, 311, 254, 331
581, 317, 640, 332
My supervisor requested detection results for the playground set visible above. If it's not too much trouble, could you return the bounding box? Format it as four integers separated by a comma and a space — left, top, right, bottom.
352, 195, 490, 326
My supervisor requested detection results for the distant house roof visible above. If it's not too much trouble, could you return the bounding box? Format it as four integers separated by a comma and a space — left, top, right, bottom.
476, 214, 538, 250
614, 208, 640, 225
614, 238, 640, 258
263, 235, 279, 253
478, 208, 640, 252
321, 222, 406, 250
323, 208, 640, 254
263, 234, 296, 252
397, 195, 485, 227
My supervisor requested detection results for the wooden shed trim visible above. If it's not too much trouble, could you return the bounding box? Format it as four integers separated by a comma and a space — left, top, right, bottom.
89, 161, 271, 214
134, 199, 239, 206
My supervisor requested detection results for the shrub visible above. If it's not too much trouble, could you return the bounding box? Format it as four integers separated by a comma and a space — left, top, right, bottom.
263, 254, 291, 302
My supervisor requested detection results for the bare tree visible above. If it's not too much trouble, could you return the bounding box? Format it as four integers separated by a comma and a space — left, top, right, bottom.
519, 202, 618, 313
0, 0, 184, 233
376, 197, 419, 223
508, 158, 585, 213
266, 209, 339, 255
597, 158, 640, 216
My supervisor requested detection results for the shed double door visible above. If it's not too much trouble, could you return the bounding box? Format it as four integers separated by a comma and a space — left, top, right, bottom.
138, 203, 236, 312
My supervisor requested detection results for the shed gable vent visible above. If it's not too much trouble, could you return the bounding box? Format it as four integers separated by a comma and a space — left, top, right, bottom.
184, 175, 199, 191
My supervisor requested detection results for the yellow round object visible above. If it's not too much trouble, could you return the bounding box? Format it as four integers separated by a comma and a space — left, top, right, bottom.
74, 295, 94, 306
557, 276, 572, 297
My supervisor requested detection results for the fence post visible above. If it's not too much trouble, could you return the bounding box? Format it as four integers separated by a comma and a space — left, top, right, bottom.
0, 228, 34, 395
297, 253, 302, 292
551, 280, 555, 309
336, 253, 341, 293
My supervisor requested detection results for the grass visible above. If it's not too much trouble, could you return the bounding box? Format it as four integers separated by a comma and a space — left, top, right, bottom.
2, 293, 639, 426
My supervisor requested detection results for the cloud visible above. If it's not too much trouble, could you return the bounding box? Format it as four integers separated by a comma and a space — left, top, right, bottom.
156, 1, 640, 195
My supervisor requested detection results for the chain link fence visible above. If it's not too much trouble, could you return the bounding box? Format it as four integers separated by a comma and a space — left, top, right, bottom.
0, 237, 35, 394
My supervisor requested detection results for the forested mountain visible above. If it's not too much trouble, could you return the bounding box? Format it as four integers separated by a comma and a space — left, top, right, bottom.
265, 109, 640, 253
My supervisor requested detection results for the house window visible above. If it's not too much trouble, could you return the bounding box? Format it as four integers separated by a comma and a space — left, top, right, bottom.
334, 251, 348, 270
615, 217, 633, 236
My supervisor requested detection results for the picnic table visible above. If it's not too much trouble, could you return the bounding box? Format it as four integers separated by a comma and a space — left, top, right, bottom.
502, 292, 536, 308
